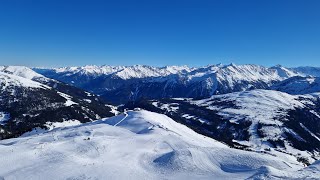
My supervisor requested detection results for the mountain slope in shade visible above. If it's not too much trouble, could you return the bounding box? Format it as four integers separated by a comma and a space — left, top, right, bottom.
34, 64, 305, 104
272, 76, 320, 94
0, 68, 116, 139
124, 90, 320, 164
0, 110, 316, 180
291, 66, 320, 77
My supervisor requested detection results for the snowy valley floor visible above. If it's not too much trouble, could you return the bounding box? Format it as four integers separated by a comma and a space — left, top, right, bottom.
0, 110, 319, 180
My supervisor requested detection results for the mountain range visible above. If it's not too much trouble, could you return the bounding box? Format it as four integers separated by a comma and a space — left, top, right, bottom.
1, 64, 320, 179
34, 64, 320, 104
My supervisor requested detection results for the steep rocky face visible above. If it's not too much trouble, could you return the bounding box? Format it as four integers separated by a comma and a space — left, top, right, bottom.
34, 64, 304, 104
0, 68, 116, 139
123, 90, 320, 164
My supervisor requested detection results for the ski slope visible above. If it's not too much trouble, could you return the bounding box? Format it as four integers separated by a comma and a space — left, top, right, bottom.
0, 110, 317, 179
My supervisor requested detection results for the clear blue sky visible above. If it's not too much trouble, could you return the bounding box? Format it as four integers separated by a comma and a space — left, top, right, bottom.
0, 0, 319, 67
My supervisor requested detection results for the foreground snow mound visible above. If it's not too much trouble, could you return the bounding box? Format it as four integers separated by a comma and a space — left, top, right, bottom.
0, 110, 315, 180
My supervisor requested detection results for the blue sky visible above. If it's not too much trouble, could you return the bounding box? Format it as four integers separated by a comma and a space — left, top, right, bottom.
0, 0, 319, 67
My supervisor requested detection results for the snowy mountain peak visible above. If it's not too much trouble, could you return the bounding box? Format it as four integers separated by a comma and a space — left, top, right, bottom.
0, 71, 48, 89
33, 63, 320, 104
270, 65, 301, 78
0, 66, 45, 80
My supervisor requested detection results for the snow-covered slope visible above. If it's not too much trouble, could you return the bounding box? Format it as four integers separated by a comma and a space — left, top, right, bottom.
0, 71, 48, 89
0, 66, 45, 80
127, 90, 320, 164
0, 66, 51, 85
0, 110, 315, 180
35, 65, 193, 79
291, 66, 320, 77
272, 76, 320, 94
34, 64, 308, 104
0, 69, 116, 139
191, 90, 307, 150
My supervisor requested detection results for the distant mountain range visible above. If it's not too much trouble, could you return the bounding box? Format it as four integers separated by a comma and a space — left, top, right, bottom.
34, 64, 320, 104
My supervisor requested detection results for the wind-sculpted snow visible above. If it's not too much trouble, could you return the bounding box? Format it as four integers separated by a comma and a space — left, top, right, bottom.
0, 110, 316, 180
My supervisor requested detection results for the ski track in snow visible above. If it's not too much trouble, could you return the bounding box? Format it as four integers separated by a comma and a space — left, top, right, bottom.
0, 110, 317, 180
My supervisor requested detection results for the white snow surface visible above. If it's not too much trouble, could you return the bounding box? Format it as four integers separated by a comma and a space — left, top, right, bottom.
52, 65, 193, 79
0, 72, 49, 89
0, 110, 315, 180
192, 90, 307, 151
57, 92, 78, 106
45, 120, 82, 130
0, 66, 45, 80
45, 63, 303, 82
0, 112, 10, 125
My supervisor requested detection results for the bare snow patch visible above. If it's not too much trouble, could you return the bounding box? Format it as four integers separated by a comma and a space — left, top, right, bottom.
57, 92, 78, 106
45, 120, 82, 130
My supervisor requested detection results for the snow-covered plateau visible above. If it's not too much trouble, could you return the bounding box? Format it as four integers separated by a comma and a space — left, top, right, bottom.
0, 110, 318, 180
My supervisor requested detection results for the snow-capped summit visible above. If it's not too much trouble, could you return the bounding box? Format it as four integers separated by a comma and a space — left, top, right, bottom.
43, 64, 192, 79
270, 64, 302, 78
34, 64, 320, 104
0, 66, 45, 80
0, 71, 48, 89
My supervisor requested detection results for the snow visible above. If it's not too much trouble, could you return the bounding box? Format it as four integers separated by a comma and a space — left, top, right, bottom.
45, 120, 82, 130
83, 99, 92, 103
299, 123, 320, 142
43, 63, 304, 82
0, 112, 10, 125
271, 76, 320, 94
158, 103, 179, 112
270, 65, 302, 78
57, 92, 78, 106
292, 66, 320, 77
50, 65, 191, 79
0, 110, 314, 179
192, 90, 306, 151
0, 72, 49, 89
0, 66, 45, 80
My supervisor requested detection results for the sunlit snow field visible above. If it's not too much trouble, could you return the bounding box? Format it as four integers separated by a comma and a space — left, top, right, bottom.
1, 110, 318, 180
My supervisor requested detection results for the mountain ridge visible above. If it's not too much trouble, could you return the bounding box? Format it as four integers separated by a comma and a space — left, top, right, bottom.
0, 66, 116, 139
33, 64, 320, 104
